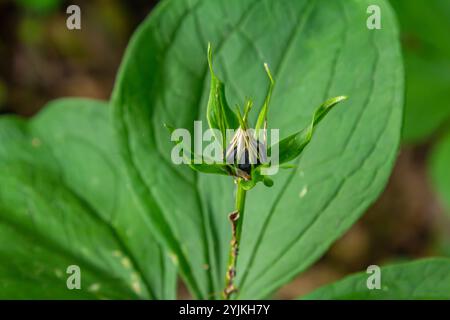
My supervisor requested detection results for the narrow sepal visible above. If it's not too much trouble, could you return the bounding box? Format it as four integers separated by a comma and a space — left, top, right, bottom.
269, 96, 347, 165
206, 43, 239, 147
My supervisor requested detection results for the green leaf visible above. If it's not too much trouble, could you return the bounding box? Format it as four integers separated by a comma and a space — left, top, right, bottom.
207, 43, 239, 147
429, 131, 450, 214
270, 96, 347, 165
390, 0, 450, 143
112, 0, 403, 299
0, 98, 176, 299
303, 258, 450, 299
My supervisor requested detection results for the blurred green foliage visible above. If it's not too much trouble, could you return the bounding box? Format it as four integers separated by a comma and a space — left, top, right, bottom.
430, 131, 450, 214
391, 0, 450, 143
16, 0, 62, 14
17, 16, 45, 45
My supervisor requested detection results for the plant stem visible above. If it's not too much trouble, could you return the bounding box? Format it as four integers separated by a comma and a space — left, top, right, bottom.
223, 179, 246, 299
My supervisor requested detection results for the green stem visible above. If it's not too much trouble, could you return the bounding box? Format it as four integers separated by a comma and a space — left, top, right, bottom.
235, 181, 246, 243
223, 179, 246, 299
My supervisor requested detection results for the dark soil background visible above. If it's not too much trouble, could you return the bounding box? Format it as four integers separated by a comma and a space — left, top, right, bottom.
1, 0, 449, 299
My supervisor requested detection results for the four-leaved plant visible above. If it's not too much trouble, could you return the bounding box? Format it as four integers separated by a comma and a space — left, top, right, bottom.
167, 43, 347, 299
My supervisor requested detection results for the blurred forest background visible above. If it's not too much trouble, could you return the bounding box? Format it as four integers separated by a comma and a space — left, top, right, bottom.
0, 0, 449, 299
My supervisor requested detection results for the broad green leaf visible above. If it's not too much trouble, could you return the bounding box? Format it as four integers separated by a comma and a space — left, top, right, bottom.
0, 98, 176, 299
390, 0, 450, 143
303, 258, 450, 299
429, 131, 450, 214
270, 96, 347, 165
112, 0, 403, 299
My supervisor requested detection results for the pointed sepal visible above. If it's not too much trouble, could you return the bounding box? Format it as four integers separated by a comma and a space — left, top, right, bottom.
255, 63, 275, 136
206, 43, 239, 147
269, 95, 347, 165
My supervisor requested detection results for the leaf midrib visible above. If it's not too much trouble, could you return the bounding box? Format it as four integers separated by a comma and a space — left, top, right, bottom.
236, 0, 318, 296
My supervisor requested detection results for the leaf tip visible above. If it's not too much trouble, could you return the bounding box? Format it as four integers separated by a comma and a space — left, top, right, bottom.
243, 98, 254, 121
264, 62, 274, 84
334, 95, 348, 105
163, 123, 175, 134
207, 42, 213, 72
323, 95, 348, 110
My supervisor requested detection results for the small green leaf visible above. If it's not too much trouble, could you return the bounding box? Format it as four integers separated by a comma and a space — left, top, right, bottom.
270, 96, 347, 165
263, 176, 274, 187
303, 258, 450, 299
207, 43, 239, 147
239, 166, 273, 191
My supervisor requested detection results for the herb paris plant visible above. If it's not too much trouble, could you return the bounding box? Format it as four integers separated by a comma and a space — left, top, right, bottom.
168, 44, 347, 298
1, 0, 450, 301
111, 0, 406, 299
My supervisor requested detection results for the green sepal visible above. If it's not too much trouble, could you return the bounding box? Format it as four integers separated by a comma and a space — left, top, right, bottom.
164, 123, 233, 177
255, 63, 275, 136
206, 43, 239, 147
269, 95, 347, 165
